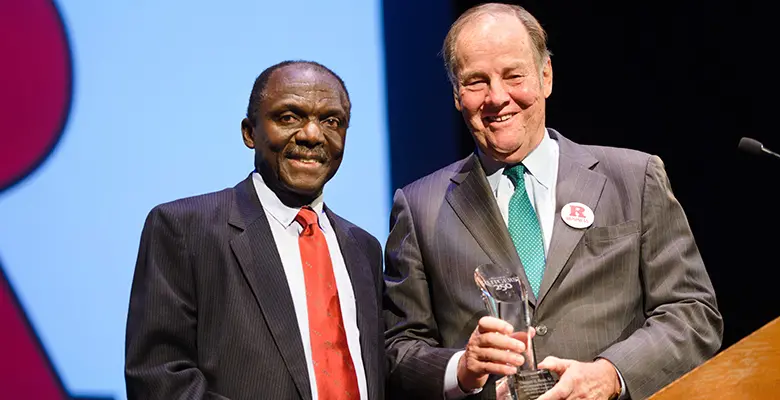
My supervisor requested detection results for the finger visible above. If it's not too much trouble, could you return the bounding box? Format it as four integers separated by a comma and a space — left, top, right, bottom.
508, 330, 532, 344
537, 355, 560, 367
536, 378, 573, 400
537, 356, 573, 375
468, 346, 526, 367
465, 359, 519, 377
473, 331, 526, 353
525, 325, 536, 339
476, 316, 514, 334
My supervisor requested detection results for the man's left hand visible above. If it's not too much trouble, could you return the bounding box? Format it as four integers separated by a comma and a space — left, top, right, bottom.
535, 357, 621, 400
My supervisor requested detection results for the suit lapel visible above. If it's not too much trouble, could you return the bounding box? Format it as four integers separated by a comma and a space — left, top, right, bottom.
537, 131, 606, 305
326, 209, 380, 400
228, 176, 312, 400
445, 155, 538, 306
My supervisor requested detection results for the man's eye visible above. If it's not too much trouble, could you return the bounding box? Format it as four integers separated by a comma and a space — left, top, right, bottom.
464, 80, 487, 90
279, 114, 298, 124
322, 117, 341, 128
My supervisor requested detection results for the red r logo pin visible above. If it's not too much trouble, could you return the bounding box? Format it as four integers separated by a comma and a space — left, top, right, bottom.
561, 202, 594, 229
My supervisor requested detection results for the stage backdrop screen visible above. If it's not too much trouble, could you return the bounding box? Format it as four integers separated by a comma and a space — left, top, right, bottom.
0, 0, 389, 398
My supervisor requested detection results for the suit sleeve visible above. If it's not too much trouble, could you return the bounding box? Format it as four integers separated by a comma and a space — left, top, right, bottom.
356, 224, 389, 394
383, 188, 459, 399
125, 206, 218, 400
599, 155, 723, 399
367, 228, 390, 395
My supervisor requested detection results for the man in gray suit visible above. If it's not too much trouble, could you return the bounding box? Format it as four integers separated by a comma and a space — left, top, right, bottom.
383, 4, 722, 400
125, 61, 385, 400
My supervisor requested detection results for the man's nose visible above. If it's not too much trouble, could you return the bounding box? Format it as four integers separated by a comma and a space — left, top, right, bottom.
486, 80, 511, 106
297, 120, 324, 144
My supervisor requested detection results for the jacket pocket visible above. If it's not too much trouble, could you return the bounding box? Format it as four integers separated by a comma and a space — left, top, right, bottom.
583, 220, 640, 244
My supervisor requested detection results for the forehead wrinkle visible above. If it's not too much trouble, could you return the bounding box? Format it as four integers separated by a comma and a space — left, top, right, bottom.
263, 83, 342, 102
261, 67, 350, 118
265, 65, 340, 92
457, 13, 530, 51
263, 93, 347, 119
271, 89, 343, 104
455, 16, 534, 78
458, 60, 534, 88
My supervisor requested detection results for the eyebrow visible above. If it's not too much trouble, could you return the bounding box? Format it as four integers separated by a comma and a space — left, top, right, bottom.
267, 100, 347, 118
459, 62, 531, 82
459, 70, 487, 83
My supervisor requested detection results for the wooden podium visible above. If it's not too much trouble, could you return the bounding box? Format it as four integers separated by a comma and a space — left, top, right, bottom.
647, 316, 780, 399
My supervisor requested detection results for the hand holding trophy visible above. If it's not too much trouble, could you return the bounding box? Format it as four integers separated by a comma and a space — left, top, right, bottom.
474, 263, 557, 400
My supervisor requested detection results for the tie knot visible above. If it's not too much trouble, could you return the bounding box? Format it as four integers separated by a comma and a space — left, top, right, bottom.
295, 207, 319, 231
504, 164, 526, 187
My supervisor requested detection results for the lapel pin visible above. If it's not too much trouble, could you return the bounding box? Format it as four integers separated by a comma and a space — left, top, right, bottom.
561, 202, 594, 229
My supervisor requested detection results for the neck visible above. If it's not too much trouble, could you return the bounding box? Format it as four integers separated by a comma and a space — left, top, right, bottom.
271, 186, 318, 209
256, 167, 319, 209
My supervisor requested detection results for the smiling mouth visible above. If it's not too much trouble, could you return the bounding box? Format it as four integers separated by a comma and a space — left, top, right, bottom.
291, 158, 320, 164
287, 154, 326, 166
484, 113, 516, 124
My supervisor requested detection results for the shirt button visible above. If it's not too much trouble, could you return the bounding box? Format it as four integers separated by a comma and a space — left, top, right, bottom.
536, 324, 548, 336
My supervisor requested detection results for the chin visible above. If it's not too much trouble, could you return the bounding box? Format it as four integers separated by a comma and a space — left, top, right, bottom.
283, 177, 325, 196
486, 147, 524, 164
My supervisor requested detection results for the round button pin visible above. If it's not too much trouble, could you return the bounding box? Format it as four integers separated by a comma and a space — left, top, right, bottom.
560, 202, 594, 229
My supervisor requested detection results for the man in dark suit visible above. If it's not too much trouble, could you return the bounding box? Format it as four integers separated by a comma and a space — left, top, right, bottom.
125, 60, 385, 400
383, 4, 722, 400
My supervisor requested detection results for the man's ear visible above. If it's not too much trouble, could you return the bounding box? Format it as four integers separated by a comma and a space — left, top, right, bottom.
453, 88, 462, 112
241, 118, 255, 149
542, 57, 553, 98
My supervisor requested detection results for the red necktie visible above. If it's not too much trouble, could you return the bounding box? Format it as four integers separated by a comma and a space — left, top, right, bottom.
295, 207, 360, 400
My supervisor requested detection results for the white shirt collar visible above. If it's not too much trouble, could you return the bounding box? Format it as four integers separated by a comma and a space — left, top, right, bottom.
478, 129, 557, 193
251, 171, 327, 231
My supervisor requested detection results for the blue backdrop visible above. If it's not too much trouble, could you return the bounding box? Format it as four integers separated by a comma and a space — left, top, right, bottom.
0, 0, 389, 398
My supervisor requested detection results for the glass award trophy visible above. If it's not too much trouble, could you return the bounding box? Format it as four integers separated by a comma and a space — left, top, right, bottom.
474, 263, 557, 400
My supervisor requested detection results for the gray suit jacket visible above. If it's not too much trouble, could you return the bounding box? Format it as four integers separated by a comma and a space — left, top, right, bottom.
125, 175, 385, 400
383, 130, 722, 400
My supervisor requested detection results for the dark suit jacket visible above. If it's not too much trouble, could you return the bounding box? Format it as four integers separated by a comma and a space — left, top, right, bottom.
125, 176, 385, 400
383, 130, 723, 400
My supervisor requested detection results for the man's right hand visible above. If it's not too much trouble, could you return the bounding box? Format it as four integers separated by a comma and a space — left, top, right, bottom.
456, 316, 529, 392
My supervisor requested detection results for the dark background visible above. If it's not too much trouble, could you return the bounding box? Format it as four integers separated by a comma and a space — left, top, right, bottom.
384, 0, 775, 353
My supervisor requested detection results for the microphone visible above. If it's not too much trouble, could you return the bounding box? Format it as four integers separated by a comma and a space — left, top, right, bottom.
738, 137, 780, 160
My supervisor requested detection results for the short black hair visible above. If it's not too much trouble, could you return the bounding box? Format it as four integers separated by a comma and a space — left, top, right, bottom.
245, 60, 351, 126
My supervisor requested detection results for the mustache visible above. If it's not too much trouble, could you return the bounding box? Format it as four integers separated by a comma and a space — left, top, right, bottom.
284, 145, 329, 162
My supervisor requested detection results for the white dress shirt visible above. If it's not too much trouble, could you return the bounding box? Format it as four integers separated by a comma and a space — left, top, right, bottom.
252, 172, 368, 400
442, 131, 626, 399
